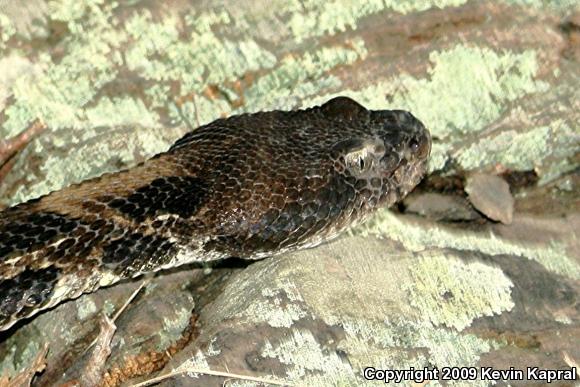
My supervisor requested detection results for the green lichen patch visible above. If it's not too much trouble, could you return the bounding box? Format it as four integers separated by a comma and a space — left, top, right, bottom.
84, 96, 160, 129
414, 326, 499, 385
173, 338, 223, 378
172, 37, 367, 130
258, 320, 498, 386
237, 38, 367, 113
538, 158, 578, 186
169, 97, 232, 131
197, 259, 310, 329
1, 1, 286, 204
406, 252, 514, 331
456, 120, 579, 182
76, 297, 98, 321
103, 299, 116, 316
359, 210, 580, 280
261, 329, 357, 383
48, 0, 98, 23
170, 235, 509, 385
2, 1, 123, 137
254, 282, 309, 328
427, 142, 450, 173
123, 9, 277, 91
159, 306, 193, 351
0, 55, 38, 113
248, 237, 502, 384
238, 286, 308, 328
285, 0, 470, 42
457, 127, 550, 171
307, 45, 548, 141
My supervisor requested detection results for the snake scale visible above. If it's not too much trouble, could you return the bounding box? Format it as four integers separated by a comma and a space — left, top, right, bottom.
0, 97, 430, 331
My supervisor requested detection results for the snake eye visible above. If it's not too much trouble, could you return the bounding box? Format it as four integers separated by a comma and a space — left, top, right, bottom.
345, 150, 373, 175
333, 137, 385, 177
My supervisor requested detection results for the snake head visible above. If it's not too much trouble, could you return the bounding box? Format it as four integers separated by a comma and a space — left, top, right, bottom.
175, 96, 431, 257
330, 105, 431, 212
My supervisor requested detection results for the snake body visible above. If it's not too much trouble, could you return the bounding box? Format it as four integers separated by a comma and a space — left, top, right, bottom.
0, 97, 430, 331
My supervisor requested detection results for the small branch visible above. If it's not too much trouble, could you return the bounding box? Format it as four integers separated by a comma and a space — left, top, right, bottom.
0, 119, 46, 167
112, 277, 151, 322
563, 351, 578, 369
83, 277, 150, 355
78, 276, 150, 387
191, 93, 200, 128
80, 314, 116, 387
128, 367, 292, 387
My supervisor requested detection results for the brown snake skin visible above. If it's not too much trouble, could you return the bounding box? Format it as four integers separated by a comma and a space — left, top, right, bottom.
0, 97, 430, 331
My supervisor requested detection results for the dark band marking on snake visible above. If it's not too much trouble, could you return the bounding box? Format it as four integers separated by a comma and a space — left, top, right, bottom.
0, 97, 431, 331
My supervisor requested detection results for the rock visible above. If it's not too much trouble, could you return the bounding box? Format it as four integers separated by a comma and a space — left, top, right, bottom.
154, 221, 580, 386
159, 236, 516, 386
405, 192, 480, 221
466, 173, 515, 224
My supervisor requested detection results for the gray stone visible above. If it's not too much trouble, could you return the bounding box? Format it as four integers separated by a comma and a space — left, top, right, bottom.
466, 173, 515, 224
405, 192, 480, 221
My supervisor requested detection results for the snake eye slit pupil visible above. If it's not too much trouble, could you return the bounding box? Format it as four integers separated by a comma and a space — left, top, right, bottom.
358, 157, 365, 170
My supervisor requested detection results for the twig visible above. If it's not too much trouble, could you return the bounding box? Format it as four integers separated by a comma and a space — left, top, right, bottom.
0, 119, 46, 167
191, 93, 200, 128
563, 351, 578, 369
128, 367, 293, 387
174, 91, 202, 133
80, 314, 116, 387
174, 101, 195, 133
83, 277, 150, 355
78, 278, 152, 385
112, 277, 151, 322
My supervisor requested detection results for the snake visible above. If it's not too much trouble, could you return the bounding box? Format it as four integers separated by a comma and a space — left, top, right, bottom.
0, 96, 430, 331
